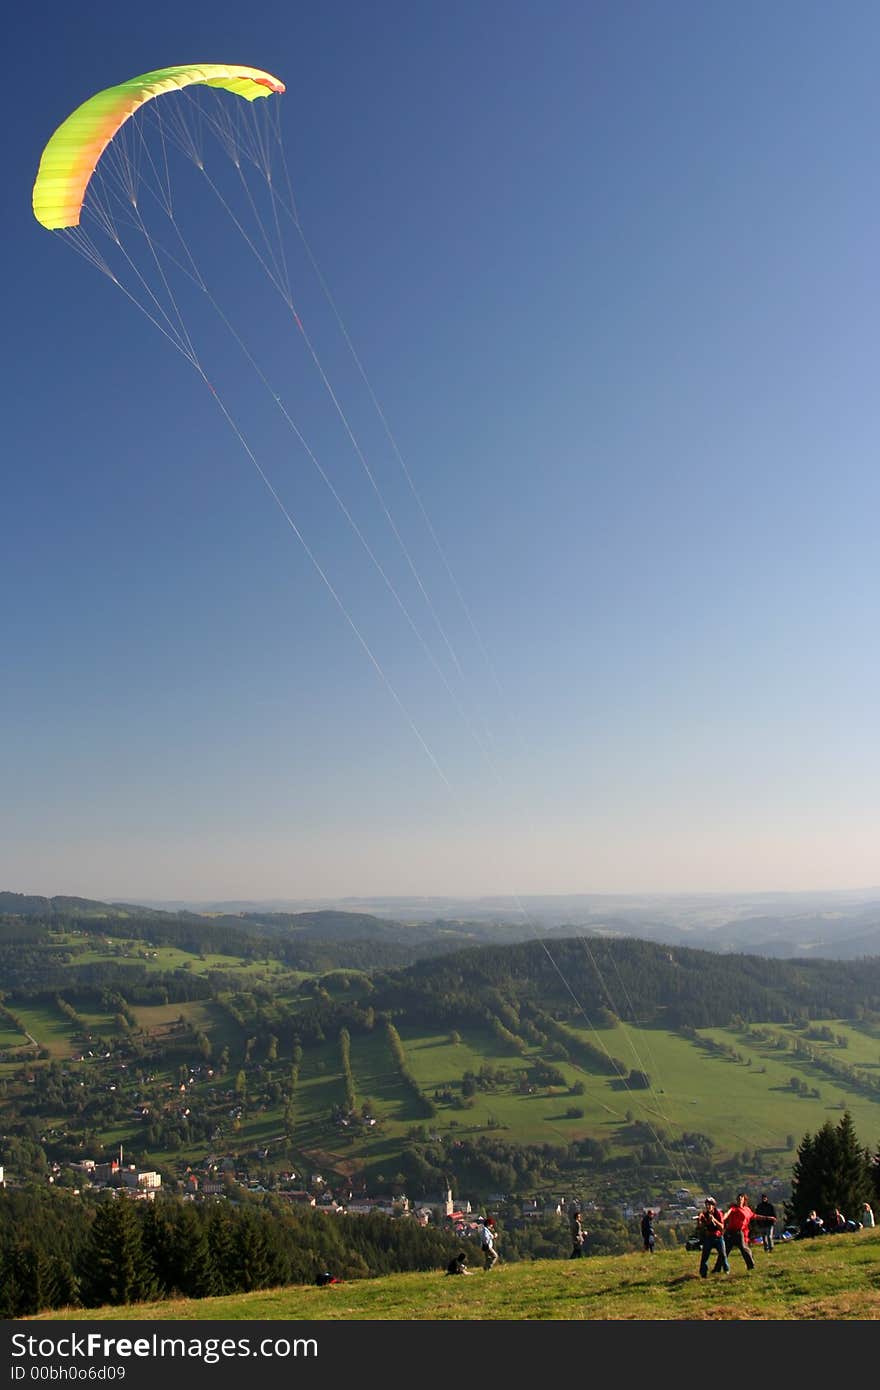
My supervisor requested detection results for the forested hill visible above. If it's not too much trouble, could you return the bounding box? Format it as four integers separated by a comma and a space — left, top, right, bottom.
0, 899, 530, 989
0, 892, 176, 919
3, 892, 880, 1030
0, 893, 562, 974
347, 936, 880, 1034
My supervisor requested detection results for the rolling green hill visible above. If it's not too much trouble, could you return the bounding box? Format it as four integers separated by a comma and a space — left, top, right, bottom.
3, 919, 880, 1206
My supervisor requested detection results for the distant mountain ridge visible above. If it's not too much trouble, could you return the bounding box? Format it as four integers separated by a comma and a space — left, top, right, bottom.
3, 888, 880, 961
0, 891, 178, 919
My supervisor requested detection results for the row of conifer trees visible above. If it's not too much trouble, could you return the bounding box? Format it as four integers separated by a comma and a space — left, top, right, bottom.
0, 1188, 461, 1318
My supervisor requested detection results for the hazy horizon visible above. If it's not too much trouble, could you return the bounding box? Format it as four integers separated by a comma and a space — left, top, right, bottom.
8, 883, 880, 911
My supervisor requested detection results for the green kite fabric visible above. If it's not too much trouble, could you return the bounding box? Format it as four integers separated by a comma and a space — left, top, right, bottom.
33, 63, 285, 230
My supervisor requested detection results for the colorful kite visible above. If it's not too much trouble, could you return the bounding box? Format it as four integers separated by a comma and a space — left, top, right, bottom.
32, 63, 285, 230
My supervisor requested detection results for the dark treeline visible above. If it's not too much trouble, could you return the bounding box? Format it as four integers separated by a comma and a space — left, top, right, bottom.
0, 1188, 463, 1317
0, 960, 213, 1003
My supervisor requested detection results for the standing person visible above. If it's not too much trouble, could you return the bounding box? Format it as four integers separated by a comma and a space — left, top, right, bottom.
753, 1193, 777, 1253
640, 1208, 656, 1253
569, 1209, 586, 1257
715, 1193, 756, 1272
478, 1217, 499, 1270
697, 1197, 729, 1278
570, 1220, 586, 1258
569, 1203, 586, 1257
569, 1202, 581, 1239
861, 1202, 875, 1229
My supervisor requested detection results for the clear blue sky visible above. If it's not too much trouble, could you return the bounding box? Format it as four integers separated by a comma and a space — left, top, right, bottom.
4, 0, 879, 900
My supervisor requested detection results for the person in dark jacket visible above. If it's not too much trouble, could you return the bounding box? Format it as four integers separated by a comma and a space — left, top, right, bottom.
568, 1209, 587, 1257
753, 1194, 777, 1252
798, 1210, 825, 1239
446, 1251, 472, 1275
640, 1209, 656, 1253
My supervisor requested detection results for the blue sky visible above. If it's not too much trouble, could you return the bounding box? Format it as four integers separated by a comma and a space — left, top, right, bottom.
3, 1, 879, 900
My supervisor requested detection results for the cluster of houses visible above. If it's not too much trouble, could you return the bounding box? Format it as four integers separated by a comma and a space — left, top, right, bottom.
7, 1143, 791, 1228
173, 1164, 579, 1233
69, 1157, 163, 1198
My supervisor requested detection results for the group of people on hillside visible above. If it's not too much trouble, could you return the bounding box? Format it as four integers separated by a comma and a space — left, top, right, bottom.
796, 1202, 874, 1239
445, 1193, 876, 1278
694, 1192, 875, 1274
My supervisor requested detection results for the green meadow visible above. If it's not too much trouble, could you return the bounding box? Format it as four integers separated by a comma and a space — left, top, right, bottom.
9, 1002, 80, 1058
213, 1014, 880, 1182
6, 926, 880, 1172
32, 1227, 880, 1321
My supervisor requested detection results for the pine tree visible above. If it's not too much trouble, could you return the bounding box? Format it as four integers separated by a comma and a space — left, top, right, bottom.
788, 1113, 873, 1223
833, 1111, 874, 1217
206, 1206, 237, 1295
141, 1202, 176, 1295
0, 1247, 23, 1319
83, 1198, 156, 1307
1, 1241, 52, 1316
233, 1211, 287, 1292
46, 1253, 80, 1311
170, 1206, 214, 1298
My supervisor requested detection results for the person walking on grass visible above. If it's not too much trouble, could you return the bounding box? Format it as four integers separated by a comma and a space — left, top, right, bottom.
569, 1212, 583, 1267
478, 1217, 499, 1270
754, 1193, 777, 1253
714, 1193, 755, 1272
697, 1197, 729, 1278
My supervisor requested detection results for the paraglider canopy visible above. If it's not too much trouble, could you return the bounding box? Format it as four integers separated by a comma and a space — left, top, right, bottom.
32, 63, 285, 230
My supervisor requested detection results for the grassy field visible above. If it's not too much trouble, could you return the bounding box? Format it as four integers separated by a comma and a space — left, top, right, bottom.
129, 1000, 244, 1051
31, 1227, 880, 1320
11, 1001, 80, 1058
133, 1012, 880, 1176
6, 948, 880, 1178
49, 931, 303, 982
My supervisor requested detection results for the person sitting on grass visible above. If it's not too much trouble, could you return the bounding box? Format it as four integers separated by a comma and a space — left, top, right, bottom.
446, 1251, 472, 1275
798, 1210, 825, 1239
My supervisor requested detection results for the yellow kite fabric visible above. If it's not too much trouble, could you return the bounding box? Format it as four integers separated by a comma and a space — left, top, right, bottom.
33, 63, 285, 230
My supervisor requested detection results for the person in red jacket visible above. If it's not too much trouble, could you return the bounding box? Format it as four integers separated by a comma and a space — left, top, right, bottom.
714, 1193, 756, 1272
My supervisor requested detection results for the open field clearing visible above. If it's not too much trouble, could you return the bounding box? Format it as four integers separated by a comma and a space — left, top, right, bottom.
9, 1002, 80, 1058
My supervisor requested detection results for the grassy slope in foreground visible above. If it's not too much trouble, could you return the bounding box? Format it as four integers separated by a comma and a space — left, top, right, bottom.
35, 1229, 880, 1321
